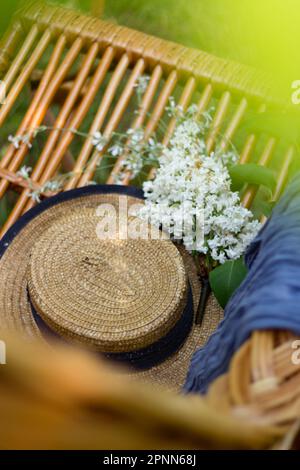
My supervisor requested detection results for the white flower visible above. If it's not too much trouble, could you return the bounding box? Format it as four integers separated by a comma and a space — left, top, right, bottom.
22, 134, 32, 148
109, 144, 123, 157
130, 128, 144, 145
166, 97, 184, 118
92, 131, 108, 152
30, 190, 41, 203
134, 75, 150, 95
138, 117, 261, 264
8, 135, 20, 149
8, 134, 32, 149
42, 180, 61, 192
186, 103, 199, 118
112, 172, 126, 185
114, 128, 162, 181
17, 166, 32, 179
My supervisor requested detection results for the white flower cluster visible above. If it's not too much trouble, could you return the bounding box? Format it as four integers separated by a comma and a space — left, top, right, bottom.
112, 128, 163, 184
138, 116, 261, 264
92, 131, 108, 152
17, 165, 32, 179
8, 133, 32, 149
16, 165, 64, 203
8, 126, 47, 150
134, 75, 150, 99
30, 179, 64, 203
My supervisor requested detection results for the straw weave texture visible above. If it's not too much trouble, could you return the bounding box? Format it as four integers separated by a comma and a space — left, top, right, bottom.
0, 192, 223, 390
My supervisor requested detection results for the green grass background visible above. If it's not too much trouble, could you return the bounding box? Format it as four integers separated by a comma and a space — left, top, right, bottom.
103, 0, 299, 88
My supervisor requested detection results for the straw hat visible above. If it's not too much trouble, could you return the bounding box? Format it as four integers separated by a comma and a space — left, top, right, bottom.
0, 185, 223, 391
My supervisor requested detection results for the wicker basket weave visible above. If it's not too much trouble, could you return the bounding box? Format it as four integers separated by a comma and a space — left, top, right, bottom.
0, 0, 300, 449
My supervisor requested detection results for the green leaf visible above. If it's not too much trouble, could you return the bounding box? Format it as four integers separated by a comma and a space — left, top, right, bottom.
209, 258, 248, 308
250, 185, 275, 219
229, 163, 276, 193
253, 199, 276, 218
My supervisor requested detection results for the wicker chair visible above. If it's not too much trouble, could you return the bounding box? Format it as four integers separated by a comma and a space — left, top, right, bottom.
0, 0, 300, 449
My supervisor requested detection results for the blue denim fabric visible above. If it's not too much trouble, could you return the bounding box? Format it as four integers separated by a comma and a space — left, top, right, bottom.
184, 172, 300, 394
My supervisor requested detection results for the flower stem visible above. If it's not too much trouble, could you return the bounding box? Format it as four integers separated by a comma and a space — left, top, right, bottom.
195, 276, 211, 325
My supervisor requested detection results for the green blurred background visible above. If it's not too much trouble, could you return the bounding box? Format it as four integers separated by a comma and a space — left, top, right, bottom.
2, 0, 300, 89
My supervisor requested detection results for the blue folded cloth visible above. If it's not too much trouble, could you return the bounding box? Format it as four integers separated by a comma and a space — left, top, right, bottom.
184, 172, 300, 394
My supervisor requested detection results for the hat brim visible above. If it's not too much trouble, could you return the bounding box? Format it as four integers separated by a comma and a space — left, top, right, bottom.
0, 185, 223, 391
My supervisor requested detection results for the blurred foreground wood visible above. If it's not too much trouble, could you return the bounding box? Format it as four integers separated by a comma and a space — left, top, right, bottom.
0, 331, 294, 450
